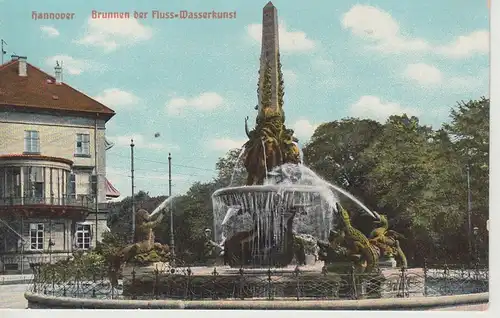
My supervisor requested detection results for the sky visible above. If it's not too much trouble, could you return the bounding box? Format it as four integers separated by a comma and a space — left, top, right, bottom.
0, 0, 489, 200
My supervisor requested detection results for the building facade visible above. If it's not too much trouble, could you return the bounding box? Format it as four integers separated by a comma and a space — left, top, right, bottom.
0, 56, 120, 273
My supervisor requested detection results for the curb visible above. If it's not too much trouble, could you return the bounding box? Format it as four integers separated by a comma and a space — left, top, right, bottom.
0, 278, 32, 286
25, 292, 489, 310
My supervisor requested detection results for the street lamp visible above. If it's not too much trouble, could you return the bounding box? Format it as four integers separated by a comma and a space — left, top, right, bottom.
168, 152, 175, 259
130, 139, 135, 243
466, 164, 473, 263
473, 226, 480, 264
155, 132, 175, 258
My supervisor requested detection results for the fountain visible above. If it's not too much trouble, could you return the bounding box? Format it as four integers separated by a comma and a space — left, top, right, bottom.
210, 1, 380, 269
23, 5, 488, 308
121, 1, 413, 299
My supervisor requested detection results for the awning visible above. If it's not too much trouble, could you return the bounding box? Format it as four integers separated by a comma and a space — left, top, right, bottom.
105, 177, 120, 198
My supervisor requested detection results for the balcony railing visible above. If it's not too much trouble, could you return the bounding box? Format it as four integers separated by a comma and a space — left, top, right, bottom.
0, 195, 95, 209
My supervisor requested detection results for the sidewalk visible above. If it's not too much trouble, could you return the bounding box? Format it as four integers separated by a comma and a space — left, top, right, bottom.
0, 274, 33, 285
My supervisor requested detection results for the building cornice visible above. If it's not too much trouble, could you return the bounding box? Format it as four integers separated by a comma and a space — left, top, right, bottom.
0, 103, 115, 122
0, 154, 73, 166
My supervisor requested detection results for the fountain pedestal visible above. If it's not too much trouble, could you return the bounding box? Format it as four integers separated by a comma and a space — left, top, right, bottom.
122, 262, 170, 297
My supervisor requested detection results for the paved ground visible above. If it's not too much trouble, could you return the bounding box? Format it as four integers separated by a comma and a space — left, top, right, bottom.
0, 284, 28, 309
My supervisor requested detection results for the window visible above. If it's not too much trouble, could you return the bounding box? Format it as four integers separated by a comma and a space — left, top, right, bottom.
4, 167, 21, 198
23, 167, 44, 199
68, 173, 76, 198
75, 223, 92, 249
24, 130, 40, 153
89, 175, 97, 197
75, 133, 90, 156
4, 263, 19, 271
30, 223, 44, 250
0, 168, 4, 198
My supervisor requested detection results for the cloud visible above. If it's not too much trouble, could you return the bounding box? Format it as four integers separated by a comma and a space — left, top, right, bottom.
350, 96, 420, 123
246, 22, 315, 52
342, 5, 430, 54
94, 88, 140, 109
342, 5, 488, 58
45, 55, 99, 75
403, 63, 443, 85
75, 16, 152, 52
292, 119, 319, 141
209, 138, 246, 152
282, 69, 298, 86
436, 30, 489, 58
403, 64, 488, 92
166, 92, 224, 115
108, 134, 177, 151
40, 26, 59, 37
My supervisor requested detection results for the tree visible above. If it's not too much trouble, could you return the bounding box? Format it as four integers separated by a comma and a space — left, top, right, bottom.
155, 148, 249, 263
443, 97, 489, 261
361, 115, 433, 215
303, 118, 383, 209
215, 148, 247, 187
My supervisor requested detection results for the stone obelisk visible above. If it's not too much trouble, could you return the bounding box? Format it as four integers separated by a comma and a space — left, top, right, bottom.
257, 1, 281, 114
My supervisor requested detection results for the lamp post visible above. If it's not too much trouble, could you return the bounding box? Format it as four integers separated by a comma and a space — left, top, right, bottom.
473, 226, 480, 264
466, 163, 473, 263
130, 139, 135, 243
168, 153, 175, 258
153, 133, 175, 259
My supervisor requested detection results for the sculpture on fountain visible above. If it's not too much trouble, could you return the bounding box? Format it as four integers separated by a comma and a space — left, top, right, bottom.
316, 206, 409, 272
243, 63, 300, 186
316, 204, 379, 273
203, 228, 224, 265
335, 203, 379, 272
369, 212, 408, 268
120, 209, 170, 266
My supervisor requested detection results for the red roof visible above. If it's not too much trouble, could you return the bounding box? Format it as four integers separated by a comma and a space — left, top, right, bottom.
105, 177, 121, 198
0, 58, 115, 120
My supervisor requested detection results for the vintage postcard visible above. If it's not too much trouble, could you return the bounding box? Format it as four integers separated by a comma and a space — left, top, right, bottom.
0, 0, 491, 314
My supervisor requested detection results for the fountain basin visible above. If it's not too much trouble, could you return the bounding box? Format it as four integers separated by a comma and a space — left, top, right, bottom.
212, 184, 337, 267
212, 184, 336, 240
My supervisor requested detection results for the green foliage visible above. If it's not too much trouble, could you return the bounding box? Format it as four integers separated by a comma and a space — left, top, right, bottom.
260, 62, 273, 109
303, 99, 489, 264
215, 148, 247, 187
36, 251, 107, 283
105, 98, 489, 266
303, 118, 382, 210
277, 53, 285, 110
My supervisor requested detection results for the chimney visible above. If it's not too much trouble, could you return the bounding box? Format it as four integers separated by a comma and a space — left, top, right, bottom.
54, 61, 62, 85
12, 55, 27, 76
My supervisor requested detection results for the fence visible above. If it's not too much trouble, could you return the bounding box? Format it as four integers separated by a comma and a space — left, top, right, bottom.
27, 259, 489, 301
